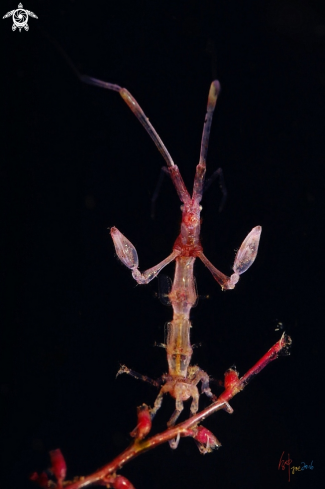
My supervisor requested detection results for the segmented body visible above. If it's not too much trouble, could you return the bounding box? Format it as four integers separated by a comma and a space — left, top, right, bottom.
84, 76, 261, 437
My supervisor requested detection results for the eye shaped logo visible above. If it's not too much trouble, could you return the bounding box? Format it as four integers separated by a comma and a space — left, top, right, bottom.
3, 3, 38, 32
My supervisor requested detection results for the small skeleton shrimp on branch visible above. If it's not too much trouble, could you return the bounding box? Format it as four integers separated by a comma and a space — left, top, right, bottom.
80, 77, 262, 442
30, 68, 292, 489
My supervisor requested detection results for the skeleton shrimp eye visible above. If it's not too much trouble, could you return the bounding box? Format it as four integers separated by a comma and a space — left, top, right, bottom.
199, 205, 202, 211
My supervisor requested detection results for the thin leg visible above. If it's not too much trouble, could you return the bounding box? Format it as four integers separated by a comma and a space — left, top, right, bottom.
196, 370, 214, 400
169, 432, 181, 450
189, 388, 200, 416
150, 384, 171, 419
111, 227, 180, 284
197, 251, 237, 290
169, 385, 199, 449
190, 367, 233, 413
167, 397, 184, 427
189, 367, 215, 401
151, 166, 170, 218
203, 167, 228, 213
131, 250, 180, 284
116, 365, 161, 388
223, 402, 234, 414
81, 75, 176, 170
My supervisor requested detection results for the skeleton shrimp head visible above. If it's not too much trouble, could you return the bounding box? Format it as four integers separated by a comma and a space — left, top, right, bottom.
179, 200, 202, 248
171, 198, 203, 256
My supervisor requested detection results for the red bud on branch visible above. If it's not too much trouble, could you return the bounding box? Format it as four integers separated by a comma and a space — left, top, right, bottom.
112, 475, 135, 489
50, 449, 67, 488
224, 368, 240, 390
192, 426, 221, 454
102, 474, 135, 489
130, 404, 152, 440
29, 471, 49, 488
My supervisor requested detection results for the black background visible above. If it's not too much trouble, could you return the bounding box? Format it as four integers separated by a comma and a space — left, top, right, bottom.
1, 1, 324, 488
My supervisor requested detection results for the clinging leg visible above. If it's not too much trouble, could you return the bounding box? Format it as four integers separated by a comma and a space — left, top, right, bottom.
150, 384, 172, 419
151, 166, 170, 218
203, 167, 228, 213
168, 384, 201, 426
189, 366, 214, 400
111, 227, 180, 284
167, 397, 184, 427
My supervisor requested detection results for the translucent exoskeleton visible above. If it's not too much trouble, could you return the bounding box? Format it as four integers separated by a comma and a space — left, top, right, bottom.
82, 76, 262, 448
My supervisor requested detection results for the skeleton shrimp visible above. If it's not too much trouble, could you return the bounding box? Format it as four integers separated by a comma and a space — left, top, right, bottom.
82, 76, 261, 445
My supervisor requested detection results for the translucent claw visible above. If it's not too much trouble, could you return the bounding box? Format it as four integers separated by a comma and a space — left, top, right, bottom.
233, 226, 262, 275
110, 227, 139, 270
